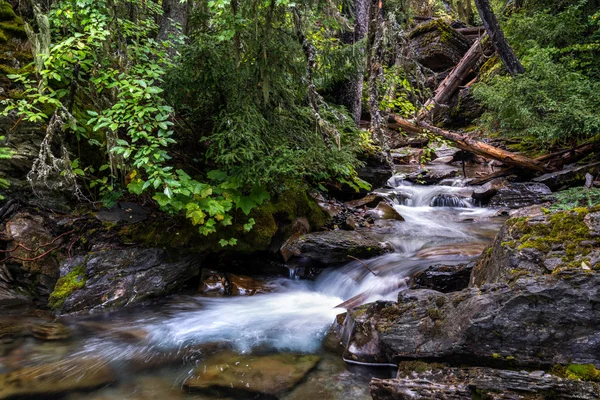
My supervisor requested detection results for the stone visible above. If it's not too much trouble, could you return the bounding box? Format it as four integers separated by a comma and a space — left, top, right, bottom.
95, 202, 149, 224
199, 269, 274, 296
471, 178, 508, 204
370, 366, 600, 400
56, 248, 200, 314
533, 161, 600, 191
508, 203, 550, 218
391, 147, 423, 164
31, 322, 70, 341
281, 230, 394, 265
430, 156, 454, 164
365, 203, 405, 222
407, 19, 471, 72
0, 358, 116, 399
584, 211, 600, 237
184, 351, 320, 397
3, 212, 61, 298
341, 272, 600, 367
411, 263, 473, 293
471, 207, 600, 286
488, 182, 551, 208
344, 194, 385, 209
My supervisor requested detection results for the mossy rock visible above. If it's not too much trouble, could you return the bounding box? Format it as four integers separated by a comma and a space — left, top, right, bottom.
48, 265, 87, 310
118, 185, 330, 255
551, 364, 600, 382
0, 1, 16, 21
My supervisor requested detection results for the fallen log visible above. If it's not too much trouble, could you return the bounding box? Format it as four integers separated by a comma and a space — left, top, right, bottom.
388, 114, 545, 172
469, 141, 600, 185
416, 120, 546, 171
419, 34, 492, 120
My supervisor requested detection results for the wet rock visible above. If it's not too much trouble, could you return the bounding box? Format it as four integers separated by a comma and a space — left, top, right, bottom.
391, 148, 423, 165
342, 272, 600, 367
56, 248, 200, 314
3, 212, 61, 298
344, 194, 385, 209
411, 263, 473, 293
95, 202, 149, 224
0, 358, 116, 399
488, 182, 552, 208
431, 144, 459, 159
507, 203, 550, 218
365, 203, 405, 222
533, 161, 600, 191
407, 168, 460, 185
199, 269, 274, 296
407, 19, 471, 71
370, 366, 600, 400
344, 216, 357, 230
282, 355, 372, 400
184, 351, 320, 397
471, 207, 600, 286
471, 178, 508, 204
281, 230, 394, 265
430, 156, 454, 164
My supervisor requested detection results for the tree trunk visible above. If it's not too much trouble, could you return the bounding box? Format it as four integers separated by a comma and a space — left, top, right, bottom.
157, 0, 189, 54
337, 0, 370, 125
418, 34, 491, 120
473, 0, 524, 76
367, 0, 391, 164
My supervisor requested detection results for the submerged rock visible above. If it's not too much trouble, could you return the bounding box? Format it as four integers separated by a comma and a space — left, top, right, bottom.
365, 203, 405, 222
199, 269, 274, 296
370, 365, 600, 400
54, 248, 200, 314
184, 351, 320, 397
281, 230, 394, 265
0, 358, 116, 399
341, 272, 600, 367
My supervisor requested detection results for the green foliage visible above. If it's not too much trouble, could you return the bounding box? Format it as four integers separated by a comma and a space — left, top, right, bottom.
549, 187, 600, 211
165, 0, 366, 191
474, 0, 600, 145
473, 50, 600, 144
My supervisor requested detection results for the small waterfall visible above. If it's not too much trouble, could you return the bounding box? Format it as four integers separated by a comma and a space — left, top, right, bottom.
430, 194, 473, 208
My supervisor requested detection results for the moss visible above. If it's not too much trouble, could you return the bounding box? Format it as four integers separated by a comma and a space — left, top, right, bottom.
427, 307, 442, 320
504, 206, 598, 272
0, 2, 16, 21
48, 265, 87, 310
0, 29, 6, 43
396, 360, 446, 375
551, 364, 600, 382
0, 21, 26, 39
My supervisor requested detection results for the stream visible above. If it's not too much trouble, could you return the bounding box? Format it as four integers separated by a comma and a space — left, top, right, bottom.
0, 174, 505, 399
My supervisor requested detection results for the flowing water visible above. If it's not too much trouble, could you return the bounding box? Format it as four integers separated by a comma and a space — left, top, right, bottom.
0, 176, 506, 400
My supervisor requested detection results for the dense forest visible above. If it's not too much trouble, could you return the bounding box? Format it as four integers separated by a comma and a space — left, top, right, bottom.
1, 0, 600, 399
1, 0, 599, 235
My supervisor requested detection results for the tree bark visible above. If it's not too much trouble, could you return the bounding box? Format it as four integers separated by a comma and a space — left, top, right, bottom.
473, 0, 524, 76
157, 0, 190, 55
337, 0, 370, 125
418, 34, 492, 120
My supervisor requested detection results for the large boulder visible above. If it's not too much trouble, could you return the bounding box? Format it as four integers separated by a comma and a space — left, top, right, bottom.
533, 161, 600, 191
281, 230, 394, 265
407, 19, 471, 72
471, 206, 600, 286
488, 182, 551, 208
340, 271, 600, 367
52, 247, 200, 314
411, 263, 473, 293
370, 365, 600, 400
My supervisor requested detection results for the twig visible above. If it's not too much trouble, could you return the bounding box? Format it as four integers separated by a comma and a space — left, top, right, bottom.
0, 230, 74, 254
347, 255, 377, 276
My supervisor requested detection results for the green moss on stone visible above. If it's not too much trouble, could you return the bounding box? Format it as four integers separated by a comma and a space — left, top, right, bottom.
505, 206, 599, 272
552, 364, 600, 382
0, 21, 26, 39
48, 265, 87, 310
